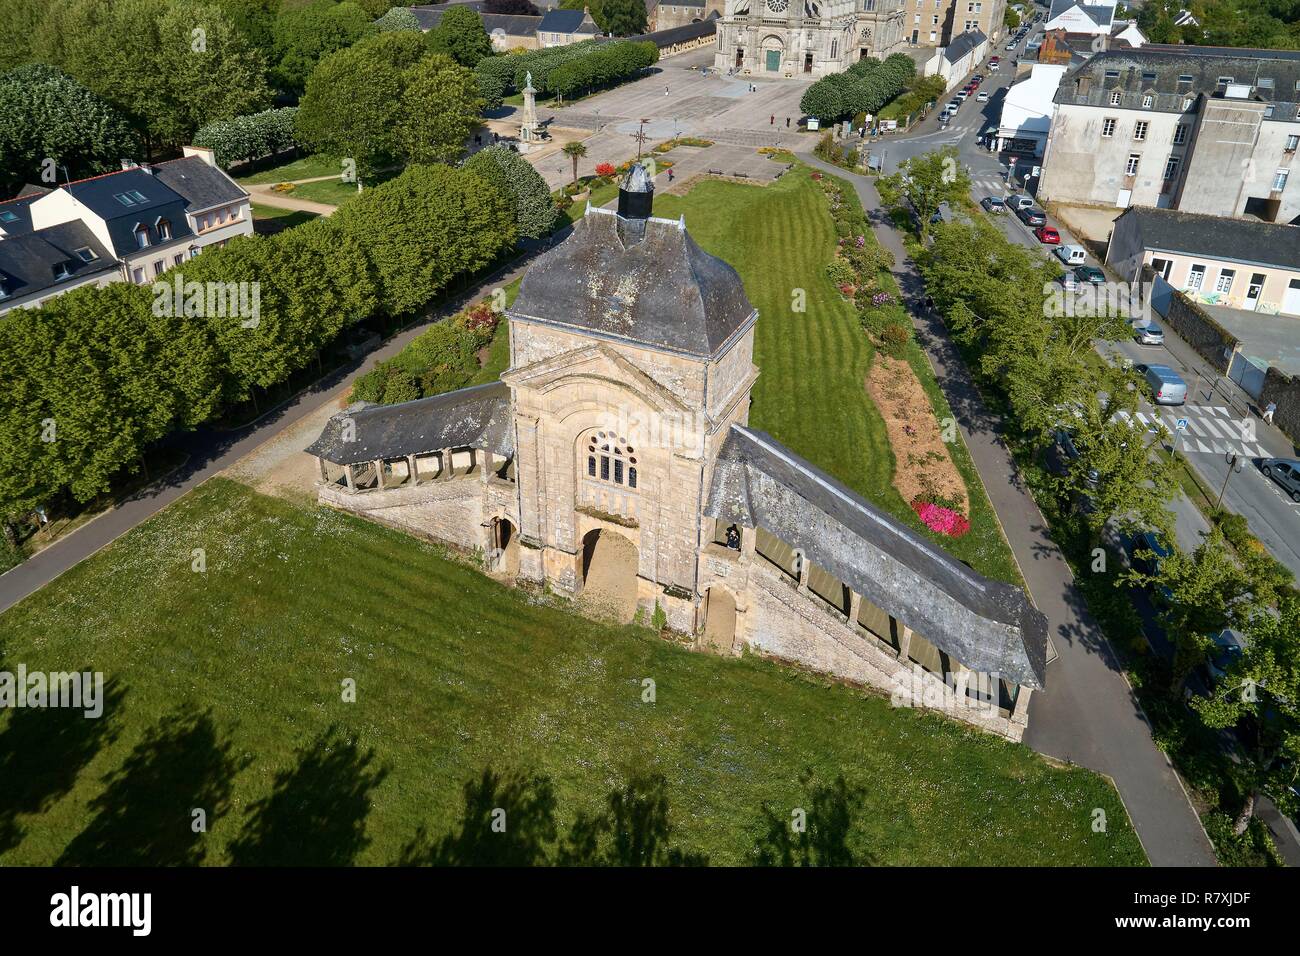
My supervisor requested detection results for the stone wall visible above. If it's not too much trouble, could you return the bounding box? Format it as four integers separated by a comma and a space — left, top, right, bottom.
1260, 366, 1300, 445
1142, 264, 1238, 372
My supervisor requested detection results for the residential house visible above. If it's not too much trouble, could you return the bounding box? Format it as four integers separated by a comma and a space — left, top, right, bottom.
996, 63, 1069, 154
1038, 48, 1300, 221
1106, 206, 1300, 315
926, 28, 988, 91
537, 8, 600, 46
901, 0, 1006, 49
0, 147, 252, 315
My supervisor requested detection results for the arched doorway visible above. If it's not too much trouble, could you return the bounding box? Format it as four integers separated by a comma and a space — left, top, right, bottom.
488, 517, 519, 577
579, 527, 639, 623
701, 586, 737, 653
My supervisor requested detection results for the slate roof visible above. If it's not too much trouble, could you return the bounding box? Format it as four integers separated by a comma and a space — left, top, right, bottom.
410, 7, 541, 35
63, 168, 196, 257
705, 425, 1049, 688
1057, 48, 1300, 118
943, 29, 987, 66
305, 382, 515, 466
0, 221, 117, 303
1115, 206, 1300, 271
152, 156, 248, 212
1047, 0, 1115, 29
538, 8, 596, 33
0, 195, 38, 236
600, 17, 717, 46
507, 206, 756, 359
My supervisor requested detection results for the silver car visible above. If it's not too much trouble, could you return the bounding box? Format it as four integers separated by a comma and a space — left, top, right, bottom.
1134, 322, 1164, 346
1260, 458, 1300, 502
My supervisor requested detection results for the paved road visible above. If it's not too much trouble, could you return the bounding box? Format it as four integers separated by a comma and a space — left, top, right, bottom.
0, 254, 541, 615
802, 144, 1218, 863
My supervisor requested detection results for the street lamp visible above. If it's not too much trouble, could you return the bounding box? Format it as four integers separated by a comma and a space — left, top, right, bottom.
1216, 451, 1245, 510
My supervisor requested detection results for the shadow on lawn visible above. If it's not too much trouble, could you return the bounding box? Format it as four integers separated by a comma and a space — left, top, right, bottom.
57, 708, 244, 866
228, 725, 388, 866
0, 674, 126, 856
397, 767, 874, 867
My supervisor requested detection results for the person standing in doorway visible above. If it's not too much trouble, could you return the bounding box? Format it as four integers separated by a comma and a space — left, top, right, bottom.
1264, 401, 1277, 424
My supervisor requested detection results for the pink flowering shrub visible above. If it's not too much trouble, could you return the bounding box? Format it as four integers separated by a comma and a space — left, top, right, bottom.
911, 500, 971, 538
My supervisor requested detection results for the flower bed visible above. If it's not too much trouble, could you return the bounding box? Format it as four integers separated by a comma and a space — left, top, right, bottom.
911, 501, 971, 538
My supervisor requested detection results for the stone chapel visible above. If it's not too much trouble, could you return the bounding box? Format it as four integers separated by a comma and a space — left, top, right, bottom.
306, 165, 1047, 740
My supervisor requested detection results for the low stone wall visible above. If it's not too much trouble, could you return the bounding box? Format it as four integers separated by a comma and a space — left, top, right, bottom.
319, 479, 497, 553
1260, 366, 1300, 444
1142, 264, 1238, 372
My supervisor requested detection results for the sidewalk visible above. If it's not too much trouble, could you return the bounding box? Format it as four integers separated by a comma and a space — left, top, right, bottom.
800, 151, 1217, 866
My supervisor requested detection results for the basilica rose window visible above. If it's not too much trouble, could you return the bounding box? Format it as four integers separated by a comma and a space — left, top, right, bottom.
587, 432, 638, 490
766, 0, 789, 12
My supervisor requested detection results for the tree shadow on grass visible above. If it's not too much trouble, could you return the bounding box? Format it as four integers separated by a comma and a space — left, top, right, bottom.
397, 769, 708, 866
56, 707, 243, 866
0, 675, 126, 856
227, 725, 388, 866
752, 769, 877, 867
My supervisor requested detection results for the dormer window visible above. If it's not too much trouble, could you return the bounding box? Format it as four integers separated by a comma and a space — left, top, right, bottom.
156, 218, 171, 241
0, 280, 9, 299
135, 224, 150, 248
53, 262, 72, 281
1141, 94, 1153, 108
1110, 91, 1122, 105
74, 246, 98, 262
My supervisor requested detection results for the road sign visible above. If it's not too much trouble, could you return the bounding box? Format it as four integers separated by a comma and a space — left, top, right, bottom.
1176, 418, 1189, 431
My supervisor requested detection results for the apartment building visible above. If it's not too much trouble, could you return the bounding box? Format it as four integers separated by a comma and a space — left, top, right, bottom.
0, 147, 252, 315
902, 0, 1005, 49
1038, 48, 1300, 222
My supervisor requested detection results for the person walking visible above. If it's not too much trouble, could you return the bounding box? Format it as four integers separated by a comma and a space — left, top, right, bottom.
770, 114, 775, 125
667, 167, 674, 183
785, 116, 790, 127
1263, 401, 1277, 425
665, 85, 669, 95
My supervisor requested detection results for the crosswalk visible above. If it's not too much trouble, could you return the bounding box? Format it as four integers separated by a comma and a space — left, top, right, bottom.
970, 175, 1010, 196
1115, 406, 1271, 459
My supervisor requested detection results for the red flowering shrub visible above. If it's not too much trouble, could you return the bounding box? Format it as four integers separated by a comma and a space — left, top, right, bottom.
595, 162, 616, 177
911, 500, 971, 538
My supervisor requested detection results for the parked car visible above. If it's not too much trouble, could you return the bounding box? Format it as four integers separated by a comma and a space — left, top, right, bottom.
976, 90, 989, 102
1133, 321, 1164, 345
1259, 457, 1300, 502
1202, 629, 1248, 686
981, 195, 1007, 213
1059, 270, 1080, 291
1034, 226, 1061, 244
972, 74, 984, 83
1054, 243, 1086, 265
1007, 194, 1035, 211
1017, 206, 1047, 226
955, 90, 969, 101
1129, 528, 1173, 578
1134, 363, 1187, 405
1075, 265, 1105, 284
989, 59, 1000, 71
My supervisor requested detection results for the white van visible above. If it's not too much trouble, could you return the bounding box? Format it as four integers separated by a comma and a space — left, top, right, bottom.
1054, 244, 1087, 266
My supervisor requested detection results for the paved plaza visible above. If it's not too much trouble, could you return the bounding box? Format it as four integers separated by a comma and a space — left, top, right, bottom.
497, 47, 814, 189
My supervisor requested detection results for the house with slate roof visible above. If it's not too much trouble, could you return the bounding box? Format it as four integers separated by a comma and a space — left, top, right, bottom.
305, 165, 1048, 740
0, 147, 251, 315
537, 7, 600, 45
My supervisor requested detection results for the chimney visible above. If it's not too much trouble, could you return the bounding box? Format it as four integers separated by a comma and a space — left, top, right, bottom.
120, 159, 139, 170
183, 145, 218, 167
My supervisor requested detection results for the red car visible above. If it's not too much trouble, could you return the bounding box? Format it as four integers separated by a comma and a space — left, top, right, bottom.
1035, 226, 1061, 244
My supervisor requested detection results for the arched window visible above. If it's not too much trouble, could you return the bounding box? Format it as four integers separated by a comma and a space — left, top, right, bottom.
586, 431, 638, 490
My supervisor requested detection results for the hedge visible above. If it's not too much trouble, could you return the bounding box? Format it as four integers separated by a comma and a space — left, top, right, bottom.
474, 39, 658, 98
193, 107, 300, 170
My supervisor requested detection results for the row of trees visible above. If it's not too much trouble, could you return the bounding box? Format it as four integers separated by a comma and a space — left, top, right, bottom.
193, 107, 299, 170
799, 53, 917, 124
0, 162, 515, 529
895, 148, 1297, 838
547, 40, 659, 99
474, 38, 657, 102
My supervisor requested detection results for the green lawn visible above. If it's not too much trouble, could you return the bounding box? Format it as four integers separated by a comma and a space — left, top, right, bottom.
0, 478, 1143, 866
235, 153, 346, 186
652, 169, 1022, 584
250, 202, 319, 235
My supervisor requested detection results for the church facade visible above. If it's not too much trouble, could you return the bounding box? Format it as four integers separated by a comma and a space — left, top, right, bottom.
306, 166, 1046, 741
712, 0, 906, 77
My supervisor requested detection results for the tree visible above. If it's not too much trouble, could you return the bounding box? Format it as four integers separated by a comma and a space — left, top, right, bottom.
194, 106, 300, 169
1193, 589, 1300, 833
465, 144, 559, 239
396, 54, 485, 165
883, 146, 970, 241
0, 0, 48, 73
374, 6, 421, 31
0, 65, 138, 197
271, 0, 376, 95
295, 31, 426, 182
561, 141, 587, 185
599, 0, 648, 36
1128, 528, 1263, 692
426, 6, 494, 68
800, 80, 844, 124
33, 0, 272, 152
215, 0, 280, 54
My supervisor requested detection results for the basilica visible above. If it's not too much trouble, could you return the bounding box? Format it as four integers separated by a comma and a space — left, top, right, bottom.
712, 0, 906, 78
306, 166, 1046, 740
